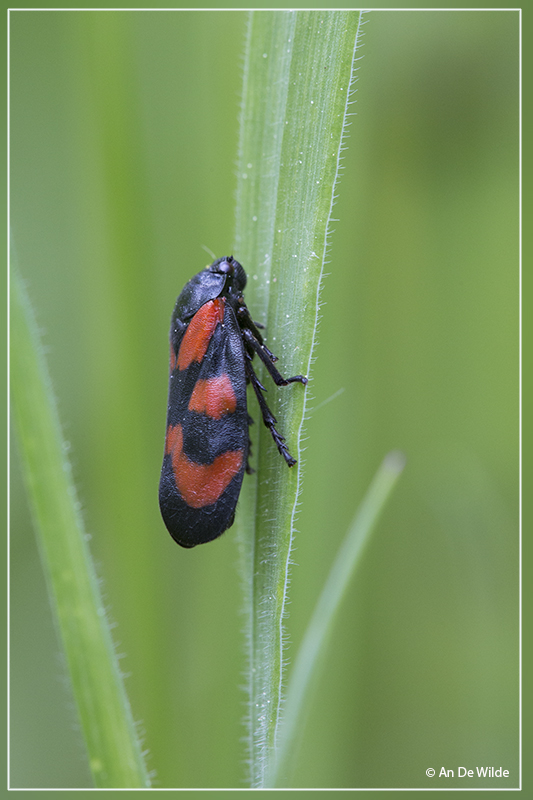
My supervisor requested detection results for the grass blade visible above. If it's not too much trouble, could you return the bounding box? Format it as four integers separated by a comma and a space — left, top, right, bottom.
272, 451, 406, 786
10, 262, 150, 788
234, 10, 365, 787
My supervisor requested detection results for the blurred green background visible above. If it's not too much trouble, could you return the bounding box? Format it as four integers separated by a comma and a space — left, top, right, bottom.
10, 9, 519, 789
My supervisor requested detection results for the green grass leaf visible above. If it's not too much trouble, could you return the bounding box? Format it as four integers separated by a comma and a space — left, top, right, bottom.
10, 261, 150, 789
271, 451, 406, 786
234, 9, 365, 787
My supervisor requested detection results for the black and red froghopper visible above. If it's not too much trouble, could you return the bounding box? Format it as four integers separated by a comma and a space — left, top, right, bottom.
159, 256, 308, 548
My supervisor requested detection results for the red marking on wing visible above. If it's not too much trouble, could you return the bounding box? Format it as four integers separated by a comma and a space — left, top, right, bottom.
188, 374, 237, 419
177, 298, 225, 370
165, 423, 243, 508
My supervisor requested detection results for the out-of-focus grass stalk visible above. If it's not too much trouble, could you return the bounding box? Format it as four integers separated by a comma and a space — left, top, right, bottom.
234, 10, 365, 788
10, 263, 150, 788
270, 451, 406, 787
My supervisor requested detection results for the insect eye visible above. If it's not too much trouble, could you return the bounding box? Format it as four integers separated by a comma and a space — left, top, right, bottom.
217, 259, 234, 276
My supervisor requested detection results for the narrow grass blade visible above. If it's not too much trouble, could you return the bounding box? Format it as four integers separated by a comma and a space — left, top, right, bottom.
271, 451, 406, 786
234, 10, 365, 787
10, 263, 150, 788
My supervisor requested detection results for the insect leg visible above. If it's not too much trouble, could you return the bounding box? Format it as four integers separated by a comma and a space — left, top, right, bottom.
245, 356, 297, 467
246, 413, 255, 474
242, 328, 308, 388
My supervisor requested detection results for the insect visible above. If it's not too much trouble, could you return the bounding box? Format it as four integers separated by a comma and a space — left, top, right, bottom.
159, 255, 307, 548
